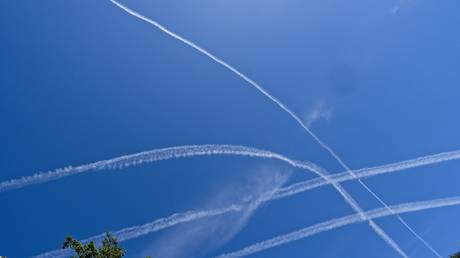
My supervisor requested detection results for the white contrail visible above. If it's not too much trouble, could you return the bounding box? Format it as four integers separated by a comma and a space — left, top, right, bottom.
214, 195, 460, 258
35, 192, 460, 258
2, 145, 460, 195
34, 177, 286, 258
0, 144, 320, 192
107, 1, 439, 255
34, 205, 243, 258
305, 164, 408, 257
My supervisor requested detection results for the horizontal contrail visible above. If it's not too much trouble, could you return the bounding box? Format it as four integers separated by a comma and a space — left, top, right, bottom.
0, 145, 319, 192
2, 145, 460, 194
214, 195, 460, 258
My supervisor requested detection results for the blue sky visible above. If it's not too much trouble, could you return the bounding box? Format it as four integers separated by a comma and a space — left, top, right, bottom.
1, 0, 460, 257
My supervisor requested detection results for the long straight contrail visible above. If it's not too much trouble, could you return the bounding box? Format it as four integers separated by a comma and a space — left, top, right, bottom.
214, 195, 460, 258
107, 1, 438, 255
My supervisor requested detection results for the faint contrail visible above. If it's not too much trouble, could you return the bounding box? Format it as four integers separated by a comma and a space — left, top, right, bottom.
34, 205, 243, 258
107, 1, 437, 255
214, 195, 460, 258
36, 176, 287, 258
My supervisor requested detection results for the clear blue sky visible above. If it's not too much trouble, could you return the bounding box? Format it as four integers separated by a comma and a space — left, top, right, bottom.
1, 0, 460, 257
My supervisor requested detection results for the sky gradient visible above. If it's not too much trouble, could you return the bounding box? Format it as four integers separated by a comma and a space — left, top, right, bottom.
1, 0, 460, 257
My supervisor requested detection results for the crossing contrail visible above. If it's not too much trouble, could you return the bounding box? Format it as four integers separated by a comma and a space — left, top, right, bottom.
214, 195, 460, 258
2, 141, 459, 254
2, 144, 460, 195
9, 146, 460, 256
34, 192, 460, 258
107, 1, 440, 255
0, 145, 320, 192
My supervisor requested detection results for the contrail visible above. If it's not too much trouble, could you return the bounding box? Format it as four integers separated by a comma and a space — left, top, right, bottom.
9, 146, 460, 255
107, 1, 438, 255
35, 176, 287, 258
29, 146, 458, 257
214, 195, 460, 258
0, 144, 320, 192
302, 161, 408, 256
35, 192, 460, 258
2, 144, 460, 195
34, 205, 243, 258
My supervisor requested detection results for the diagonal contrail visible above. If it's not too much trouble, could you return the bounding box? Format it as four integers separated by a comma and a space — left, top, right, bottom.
214, 195, 460, 258
35, 177, 288, 258
5, 144, 460, 255
34, 191, 460, 258
107, 1, 438, 256
28, 147, 460, 257
34, 205, 243, 258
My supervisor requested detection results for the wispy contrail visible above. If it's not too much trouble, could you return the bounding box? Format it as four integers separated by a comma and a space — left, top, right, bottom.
34, 205, 243, 258
214, 195, 460, 258
35, 171, 288, 258
143, 167, 290, 258
107, 1, 437, 255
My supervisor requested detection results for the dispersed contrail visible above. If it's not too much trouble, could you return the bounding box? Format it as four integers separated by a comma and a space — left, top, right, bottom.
35, 176, 287, 258
214, 195, 460, 258
34, 205, 243, 258
107, 1, 440, 255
